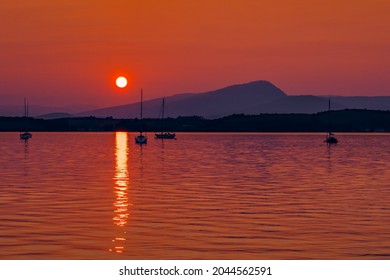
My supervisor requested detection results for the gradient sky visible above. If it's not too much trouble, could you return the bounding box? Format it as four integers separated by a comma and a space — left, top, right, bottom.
1, 0, 389, 107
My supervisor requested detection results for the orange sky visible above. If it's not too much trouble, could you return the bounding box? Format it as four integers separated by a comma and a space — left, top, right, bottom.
0, 0, 389, 107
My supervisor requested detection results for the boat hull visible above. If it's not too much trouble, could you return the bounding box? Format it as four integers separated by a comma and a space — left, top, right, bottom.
325, 135, 338, 144
135, 135, 147, 144
155, 133, 176, 139
20, 132, 32, 140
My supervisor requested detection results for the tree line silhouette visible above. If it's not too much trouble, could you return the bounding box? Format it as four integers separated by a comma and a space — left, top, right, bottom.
1, 109, 390, 132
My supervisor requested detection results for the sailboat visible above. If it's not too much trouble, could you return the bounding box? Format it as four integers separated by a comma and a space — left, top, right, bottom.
135, 89, 147, 144
20, 98, 32, 140
324, 98, 338, 144
155, 98, 176, 139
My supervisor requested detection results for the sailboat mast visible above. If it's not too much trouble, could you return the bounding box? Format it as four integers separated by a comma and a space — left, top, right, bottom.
162, 98, 165, 119
24, 98, 26, 117
140, 89, 143, 120
328, 98, 332, 133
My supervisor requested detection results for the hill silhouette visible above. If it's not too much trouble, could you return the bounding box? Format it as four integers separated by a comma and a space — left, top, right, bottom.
2, 80, 390, 118
77, 80, 390, 118
37, 112, 74, 119
77, 80, 287, 118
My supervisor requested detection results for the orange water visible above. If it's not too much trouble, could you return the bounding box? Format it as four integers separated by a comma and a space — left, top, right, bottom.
1, 132, 390, 259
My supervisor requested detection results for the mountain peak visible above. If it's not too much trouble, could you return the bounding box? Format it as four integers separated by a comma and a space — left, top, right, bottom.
76, 80, 288, 118
209, 80, 286, 97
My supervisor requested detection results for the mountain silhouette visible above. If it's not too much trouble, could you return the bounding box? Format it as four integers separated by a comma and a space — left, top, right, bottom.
2, 80, 390, 118
78, 80, 287, 118
76, 80, 390, 118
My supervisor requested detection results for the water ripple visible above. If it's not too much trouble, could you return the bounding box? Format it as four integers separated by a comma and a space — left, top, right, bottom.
0, 132, 390, 259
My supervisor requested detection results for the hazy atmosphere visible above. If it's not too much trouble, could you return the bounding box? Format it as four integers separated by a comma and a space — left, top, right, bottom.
1, 0, 389, 108
3, 1, 390, 269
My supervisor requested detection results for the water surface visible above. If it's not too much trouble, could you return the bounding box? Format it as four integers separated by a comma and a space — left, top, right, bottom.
0, 132, 390, 259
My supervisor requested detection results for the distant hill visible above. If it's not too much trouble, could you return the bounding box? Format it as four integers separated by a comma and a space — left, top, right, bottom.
36, 112, 74, 119
77, 80, 390, 118
0, 104, 97, 118
250, 95, 346, 114
1, 80, 390, 118
77, 80, 287, 118
325, 96, 390, 111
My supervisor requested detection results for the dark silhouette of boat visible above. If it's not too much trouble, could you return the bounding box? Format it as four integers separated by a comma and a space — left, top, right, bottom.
20, 98, 32, 140
155, 132, 176, 139
135, 89, 147, 144
325, 132, 338, 144
155, 98, 176, 140
324, 98, 338, 144
20, 132, 32, 140
135, 133, 147, 144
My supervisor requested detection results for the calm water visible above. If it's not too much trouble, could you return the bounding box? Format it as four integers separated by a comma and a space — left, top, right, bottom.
1, 132, 390, 260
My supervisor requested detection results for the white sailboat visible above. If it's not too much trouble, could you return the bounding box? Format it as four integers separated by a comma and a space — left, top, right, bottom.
20, 98, 32, 140
135, 89, 147, 144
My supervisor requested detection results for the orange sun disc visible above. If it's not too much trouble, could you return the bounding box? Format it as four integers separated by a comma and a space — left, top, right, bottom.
116, 76, 128, 88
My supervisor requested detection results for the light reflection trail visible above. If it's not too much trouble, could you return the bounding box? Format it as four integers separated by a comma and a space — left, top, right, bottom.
110, 132, 130, 253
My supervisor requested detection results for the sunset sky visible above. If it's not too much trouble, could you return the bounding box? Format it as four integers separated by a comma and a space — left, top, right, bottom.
0, 0, 389, 107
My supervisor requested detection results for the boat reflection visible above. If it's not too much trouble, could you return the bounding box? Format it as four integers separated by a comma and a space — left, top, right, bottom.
110, 132, 131, 253
22, 138, 29, 154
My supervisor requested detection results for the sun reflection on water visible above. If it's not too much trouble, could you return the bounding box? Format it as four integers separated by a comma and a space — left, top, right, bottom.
110, 132, 130, 253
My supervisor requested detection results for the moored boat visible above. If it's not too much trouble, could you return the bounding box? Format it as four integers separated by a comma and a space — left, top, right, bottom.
20, 98, 32, 140
324, 98, 338, 144
135, 89, 147, 144
155, 98, 176, 140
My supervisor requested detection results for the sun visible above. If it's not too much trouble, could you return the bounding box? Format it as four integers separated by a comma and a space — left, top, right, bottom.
115, 76, 128, 88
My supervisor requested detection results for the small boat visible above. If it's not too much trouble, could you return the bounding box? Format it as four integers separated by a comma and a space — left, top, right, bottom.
324, 98, 337, 144
20, 98, 32, 140
20, 132, 32, 140
135, 89, 147, 144
155, 132, 176, 139
155, 98, 176, 140
325, 132, 338, 144
135, 133, 147, 144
